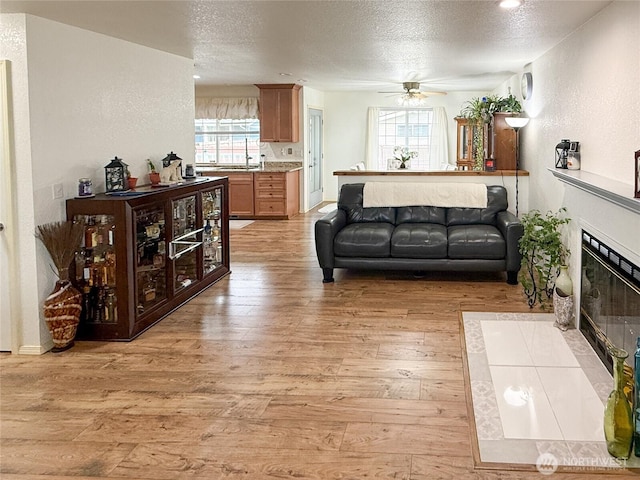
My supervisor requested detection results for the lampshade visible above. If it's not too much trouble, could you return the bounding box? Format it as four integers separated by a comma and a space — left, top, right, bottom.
505, 116, 530, 129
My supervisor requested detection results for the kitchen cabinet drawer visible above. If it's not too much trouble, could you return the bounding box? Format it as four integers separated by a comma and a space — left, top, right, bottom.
255, 173, 286, 190
255, 199, 287, 216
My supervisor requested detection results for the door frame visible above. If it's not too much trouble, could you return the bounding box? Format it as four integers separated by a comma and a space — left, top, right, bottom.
1, 60, 20, 353
307, 107, 323, 209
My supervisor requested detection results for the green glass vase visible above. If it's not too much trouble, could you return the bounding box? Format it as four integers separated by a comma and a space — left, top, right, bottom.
604, 346, 633, 460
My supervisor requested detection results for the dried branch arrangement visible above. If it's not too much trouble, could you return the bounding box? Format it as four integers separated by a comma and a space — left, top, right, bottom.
35, 220, 85, 279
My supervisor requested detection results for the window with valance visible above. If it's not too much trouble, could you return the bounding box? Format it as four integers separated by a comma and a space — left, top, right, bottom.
195, 97, 260, 166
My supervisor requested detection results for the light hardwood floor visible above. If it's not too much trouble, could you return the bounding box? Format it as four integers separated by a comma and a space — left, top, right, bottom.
1, 207, 634, 479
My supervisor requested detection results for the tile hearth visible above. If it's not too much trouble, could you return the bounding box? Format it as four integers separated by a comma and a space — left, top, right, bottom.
463, 312, 640, 469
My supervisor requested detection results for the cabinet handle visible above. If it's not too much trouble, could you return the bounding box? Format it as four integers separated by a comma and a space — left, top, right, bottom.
169, 227, 205, 260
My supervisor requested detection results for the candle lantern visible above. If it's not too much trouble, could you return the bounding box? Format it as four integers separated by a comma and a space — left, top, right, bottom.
162, 151, 183, 177
104, 156, 127, 193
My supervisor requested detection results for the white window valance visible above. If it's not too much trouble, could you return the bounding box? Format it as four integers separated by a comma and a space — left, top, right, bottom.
195, 97, 259, 119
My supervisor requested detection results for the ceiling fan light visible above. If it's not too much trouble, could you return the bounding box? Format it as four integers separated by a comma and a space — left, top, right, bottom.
398, 94, 427, 107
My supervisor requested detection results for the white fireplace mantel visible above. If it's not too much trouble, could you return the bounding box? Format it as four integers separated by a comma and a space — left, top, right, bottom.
549, 168, 640, 215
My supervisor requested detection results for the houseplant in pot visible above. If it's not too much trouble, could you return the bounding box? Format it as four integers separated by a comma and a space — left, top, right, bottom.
147, 158, 160, 185
459, 92, 522, 170
393, 146, 417, 169
36, 219, 85, 352
518, 207, 570, 310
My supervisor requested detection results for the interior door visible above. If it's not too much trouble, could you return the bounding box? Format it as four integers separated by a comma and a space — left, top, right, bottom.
308, 108, 323, 208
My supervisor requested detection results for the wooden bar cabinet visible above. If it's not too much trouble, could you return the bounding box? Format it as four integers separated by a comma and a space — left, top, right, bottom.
65, 177, 230, 341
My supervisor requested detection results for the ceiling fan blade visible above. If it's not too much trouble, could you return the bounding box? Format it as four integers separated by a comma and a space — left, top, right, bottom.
419, 91, 447, 96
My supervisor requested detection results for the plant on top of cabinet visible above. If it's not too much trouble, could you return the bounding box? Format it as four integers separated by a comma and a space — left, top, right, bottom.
459, 92, 522, 170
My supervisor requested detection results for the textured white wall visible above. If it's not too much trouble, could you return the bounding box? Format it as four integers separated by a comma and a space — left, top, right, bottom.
494, 0, 640, 283
497, 0, 639, 211
0, 14, 42, 353
2, 14, 195, 351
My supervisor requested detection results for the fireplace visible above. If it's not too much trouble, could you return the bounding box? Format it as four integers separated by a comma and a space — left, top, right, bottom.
580, 231, 640, 373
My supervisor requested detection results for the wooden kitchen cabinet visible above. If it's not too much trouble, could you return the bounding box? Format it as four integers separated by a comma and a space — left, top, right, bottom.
255, 84, 301, 142
254, 171, 300, 219
227, 172, 254, 217
65, 177, 230, 341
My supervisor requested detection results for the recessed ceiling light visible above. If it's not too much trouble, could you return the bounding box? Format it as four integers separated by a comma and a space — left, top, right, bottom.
279, 72, 292, 76
193, 74, 201, 79
500, 0, 522, 8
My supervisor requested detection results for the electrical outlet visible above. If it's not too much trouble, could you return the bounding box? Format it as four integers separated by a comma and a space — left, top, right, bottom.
52, 183, 64, 199
287, 147, 293, 155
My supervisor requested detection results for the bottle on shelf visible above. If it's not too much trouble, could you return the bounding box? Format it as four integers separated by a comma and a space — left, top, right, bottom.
104, 289, 117, 323
84, 216, 97, 249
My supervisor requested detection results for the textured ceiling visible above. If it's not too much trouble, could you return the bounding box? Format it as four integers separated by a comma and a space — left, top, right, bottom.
1, 0, 612, 92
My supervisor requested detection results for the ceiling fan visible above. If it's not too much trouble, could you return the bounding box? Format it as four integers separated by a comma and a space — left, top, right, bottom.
379, 82, 447, 105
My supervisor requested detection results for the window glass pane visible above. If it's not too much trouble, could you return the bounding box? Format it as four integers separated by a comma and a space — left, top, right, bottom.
377, 108, 434, 171
194, 119, 260, 165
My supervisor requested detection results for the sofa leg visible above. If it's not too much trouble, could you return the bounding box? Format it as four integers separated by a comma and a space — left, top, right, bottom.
506, 271, 518, 285
322, 268, 335, 283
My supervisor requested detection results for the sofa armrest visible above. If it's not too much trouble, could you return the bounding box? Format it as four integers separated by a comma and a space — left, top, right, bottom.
497, 211, 524, 274
315, 209, 347, 268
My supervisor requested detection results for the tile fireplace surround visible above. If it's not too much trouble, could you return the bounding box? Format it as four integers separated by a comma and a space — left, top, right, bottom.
462, 312, 640, 471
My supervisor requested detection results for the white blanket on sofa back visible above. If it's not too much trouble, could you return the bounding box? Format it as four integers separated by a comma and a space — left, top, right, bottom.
362, 182, 488, 208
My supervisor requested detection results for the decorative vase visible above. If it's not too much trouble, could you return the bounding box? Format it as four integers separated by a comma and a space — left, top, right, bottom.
127, 177, 138, 189
399, 163, 407, 169
43, 268, 82, 352
552, 288, 574, 331
555, 265, 573, 296
604, 345, 633, 460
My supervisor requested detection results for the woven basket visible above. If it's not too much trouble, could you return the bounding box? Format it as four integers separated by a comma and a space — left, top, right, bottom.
43, 280, 82, 352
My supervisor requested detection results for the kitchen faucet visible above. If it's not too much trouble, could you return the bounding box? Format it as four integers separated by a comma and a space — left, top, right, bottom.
245, 138, 252, 169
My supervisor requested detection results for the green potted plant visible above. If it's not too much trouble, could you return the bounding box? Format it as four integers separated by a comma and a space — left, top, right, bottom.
124, 165, 137, 189
147, 158, 160, 185
459, 92, 522, 170
518, 208, 570, 309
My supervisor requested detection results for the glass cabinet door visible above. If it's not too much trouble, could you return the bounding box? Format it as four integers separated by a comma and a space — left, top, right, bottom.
202, 187, 224, 276
73, 214, 118, 324
171, 195, 199, 292
134, 206, 167, 315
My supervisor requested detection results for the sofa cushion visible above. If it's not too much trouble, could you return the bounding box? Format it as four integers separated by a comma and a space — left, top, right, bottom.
396, 206, 446, 225
334, 223, 394, 257
448, 225, 505, 259
446, 185, 508, 226
339, 183, 396, 224
391, 224, 448, 258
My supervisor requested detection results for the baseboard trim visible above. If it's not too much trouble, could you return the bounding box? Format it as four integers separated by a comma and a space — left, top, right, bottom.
18, 342, 52, 355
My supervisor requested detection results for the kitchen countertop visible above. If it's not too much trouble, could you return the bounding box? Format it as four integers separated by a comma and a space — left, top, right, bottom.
199, 161, 302, 175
